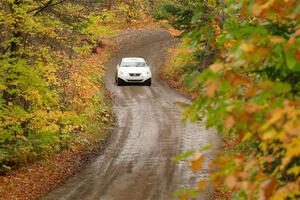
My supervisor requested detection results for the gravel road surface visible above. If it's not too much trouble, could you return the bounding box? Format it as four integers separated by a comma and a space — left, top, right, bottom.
42, 29, 218, 200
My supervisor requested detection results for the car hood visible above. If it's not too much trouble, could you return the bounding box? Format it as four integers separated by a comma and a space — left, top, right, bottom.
119, 67, 150, 73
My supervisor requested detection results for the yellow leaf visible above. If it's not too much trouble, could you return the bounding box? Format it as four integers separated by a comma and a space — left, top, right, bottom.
198, 180, 206, 192
0, 83, 6, 91
261, 109, 285, 131
281, 137, 300, 167
179, 193, 189, 200
287, 166, 300, 176
240, 42, 255, 53
262, 129, 277, 141
16, 135, 28, 142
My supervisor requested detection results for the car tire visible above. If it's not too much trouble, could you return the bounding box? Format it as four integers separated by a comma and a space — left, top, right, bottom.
145, 78, 151, 86
116, 78, 123, 86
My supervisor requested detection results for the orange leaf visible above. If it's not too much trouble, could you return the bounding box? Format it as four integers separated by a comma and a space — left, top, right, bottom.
190, 153, 204, 172
206, 79, 218, 98
191, 91, 198, 100
224, 115, 236, 129
294, 50, 300, 61
245, 103, 260, 114
240, 3, 248, 19
224, 175, 237, 189
209, 63, 223, 72
295, 28, 300, 37
244, 87, 257, 97
288, 37, 295, 45
259, 179, 277, 199
179, 193, 189, 200
270, 36, 284, 44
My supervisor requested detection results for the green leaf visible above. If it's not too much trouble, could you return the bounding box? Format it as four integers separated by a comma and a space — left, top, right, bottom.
173, 150, 195, 161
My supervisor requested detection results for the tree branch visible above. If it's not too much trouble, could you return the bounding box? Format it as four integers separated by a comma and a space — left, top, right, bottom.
27, 0, 67, 15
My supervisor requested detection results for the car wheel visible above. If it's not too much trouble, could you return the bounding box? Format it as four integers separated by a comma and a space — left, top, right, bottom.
145, 78, 151, 86
117, 78, 123, 86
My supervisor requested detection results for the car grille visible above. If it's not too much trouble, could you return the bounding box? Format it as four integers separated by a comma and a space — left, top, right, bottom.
129, 73, 141, 77
127, 80, 143, 82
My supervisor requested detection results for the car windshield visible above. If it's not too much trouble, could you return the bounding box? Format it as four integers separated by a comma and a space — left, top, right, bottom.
121, 61, 146, 67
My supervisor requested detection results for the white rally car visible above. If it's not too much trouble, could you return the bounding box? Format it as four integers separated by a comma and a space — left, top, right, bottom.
115, 57, 152, 86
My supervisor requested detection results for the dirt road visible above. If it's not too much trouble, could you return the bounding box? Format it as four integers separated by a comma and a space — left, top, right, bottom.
42, 29, 218, 200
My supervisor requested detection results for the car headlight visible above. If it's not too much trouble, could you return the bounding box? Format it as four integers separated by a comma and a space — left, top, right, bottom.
119, 70, 125, 75
145, 71, 150, 75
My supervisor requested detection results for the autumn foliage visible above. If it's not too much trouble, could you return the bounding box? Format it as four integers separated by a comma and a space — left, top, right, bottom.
159, 0, 300, 199
0, 0, 165, 175
0, 1, 118, 174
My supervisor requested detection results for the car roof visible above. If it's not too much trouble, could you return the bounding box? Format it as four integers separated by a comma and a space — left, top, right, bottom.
122, 57, 145, 62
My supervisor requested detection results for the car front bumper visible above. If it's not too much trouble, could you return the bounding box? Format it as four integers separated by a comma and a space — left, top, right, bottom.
118, 73, 151, 83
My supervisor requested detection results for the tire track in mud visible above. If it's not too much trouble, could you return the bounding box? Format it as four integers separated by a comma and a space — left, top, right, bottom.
42, 29, 219, 200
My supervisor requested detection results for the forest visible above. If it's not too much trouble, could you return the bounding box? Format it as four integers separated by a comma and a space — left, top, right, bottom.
0, 0, 117, 174
159, 0, 300, 199
1, 0, 300, 200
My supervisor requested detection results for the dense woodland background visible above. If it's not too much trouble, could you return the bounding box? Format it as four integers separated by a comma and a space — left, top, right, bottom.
0, 0, 153, 174
1, 0, 300, 199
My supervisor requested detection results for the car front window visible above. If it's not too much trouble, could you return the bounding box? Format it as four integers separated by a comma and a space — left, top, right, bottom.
121, 62, 146, 67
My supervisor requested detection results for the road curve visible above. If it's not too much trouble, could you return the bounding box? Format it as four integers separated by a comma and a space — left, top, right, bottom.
42, 29, 218, 200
